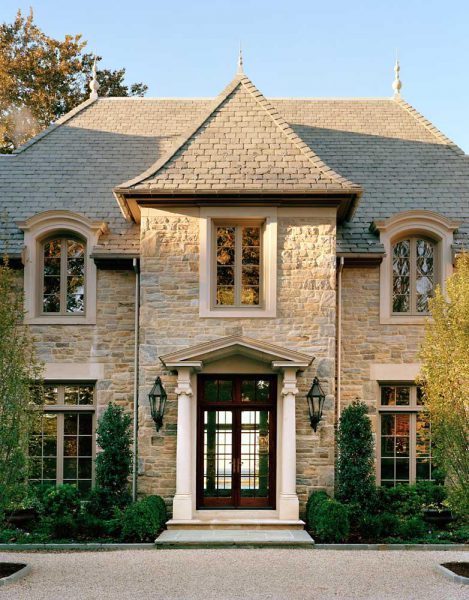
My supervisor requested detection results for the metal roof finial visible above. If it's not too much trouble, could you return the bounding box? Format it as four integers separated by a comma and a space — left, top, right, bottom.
89, 56, 100, 101
392, 55, 402, 98
237, 43, 244, 75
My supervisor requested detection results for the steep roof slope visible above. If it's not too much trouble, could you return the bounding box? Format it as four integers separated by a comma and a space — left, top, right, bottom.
0, 84, 467, 256
116, 74, 360, 195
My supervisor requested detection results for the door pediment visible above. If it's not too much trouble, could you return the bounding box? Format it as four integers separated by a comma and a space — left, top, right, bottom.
159, 335, 314, 371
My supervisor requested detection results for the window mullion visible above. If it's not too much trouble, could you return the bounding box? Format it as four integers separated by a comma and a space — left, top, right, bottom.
56, 412, 64, 485
60, 238, 67, 315
409, 413, 417, 484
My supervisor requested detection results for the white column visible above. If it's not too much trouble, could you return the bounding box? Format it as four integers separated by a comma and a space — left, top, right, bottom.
279, 367, 300, 520
172, 367, 193, 520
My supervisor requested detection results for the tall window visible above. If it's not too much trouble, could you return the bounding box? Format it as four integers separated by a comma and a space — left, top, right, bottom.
42, 237, 86, 314
214, 223, 262, 307
29, 383, 95, 492
392, 237, 436, 314
378, 385, 433, 486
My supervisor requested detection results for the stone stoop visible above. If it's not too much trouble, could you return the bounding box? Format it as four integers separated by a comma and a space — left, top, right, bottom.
154, 528, 315, 549
166, 519, 305, 530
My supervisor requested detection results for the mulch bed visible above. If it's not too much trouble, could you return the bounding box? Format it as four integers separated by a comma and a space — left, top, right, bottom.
442, 562, 469, 578
0, 562, 27, 578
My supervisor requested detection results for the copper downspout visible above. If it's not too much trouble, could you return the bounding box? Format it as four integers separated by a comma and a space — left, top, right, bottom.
337, 256, 344, 422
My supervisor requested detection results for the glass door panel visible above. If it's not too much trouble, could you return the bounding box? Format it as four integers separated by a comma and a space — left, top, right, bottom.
239, 410, 270, 505
202, 410, 234, 505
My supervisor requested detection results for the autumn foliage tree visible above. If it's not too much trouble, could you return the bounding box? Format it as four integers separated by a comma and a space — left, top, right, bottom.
0, 8, 147, 153
419, 252, 469, 518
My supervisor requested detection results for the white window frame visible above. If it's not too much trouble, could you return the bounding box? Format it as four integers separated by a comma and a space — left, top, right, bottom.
18, 211, 107, 325
374, 210, 459, 325
199, 207, 277, 318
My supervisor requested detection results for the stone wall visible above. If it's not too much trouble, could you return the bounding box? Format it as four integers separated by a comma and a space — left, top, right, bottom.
30, 269, 136, 418
340, 265, 425, 427
137, 208, 338, 515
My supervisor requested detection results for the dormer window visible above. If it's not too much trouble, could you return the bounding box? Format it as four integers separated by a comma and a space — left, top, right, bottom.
392, 237, 436, 314
42, 237, 86, 314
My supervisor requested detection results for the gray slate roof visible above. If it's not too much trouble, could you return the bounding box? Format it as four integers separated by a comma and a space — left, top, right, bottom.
117, 75, 361, 195
1, 79, 468, 256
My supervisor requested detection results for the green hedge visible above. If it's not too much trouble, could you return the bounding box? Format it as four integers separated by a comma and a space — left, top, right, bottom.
306, 492, 350, 543
120, 495, 167, 542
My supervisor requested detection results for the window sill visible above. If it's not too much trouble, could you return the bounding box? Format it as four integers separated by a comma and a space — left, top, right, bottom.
379, 315, 431, 325
25, 315, 96, 325
199, 307, 276, 318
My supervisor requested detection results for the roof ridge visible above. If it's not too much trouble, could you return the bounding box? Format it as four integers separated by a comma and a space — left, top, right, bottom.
7, 98, 97, 156
116, 73, 361, 192
393, 97, 466, 156
237, 75, 359, 189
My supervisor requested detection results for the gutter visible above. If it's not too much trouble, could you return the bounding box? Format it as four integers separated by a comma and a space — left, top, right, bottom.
132, 258, 140, 501
337, 256, 345, 422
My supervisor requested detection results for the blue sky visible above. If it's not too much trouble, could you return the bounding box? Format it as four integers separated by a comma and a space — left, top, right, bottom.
2, 0, 469, 152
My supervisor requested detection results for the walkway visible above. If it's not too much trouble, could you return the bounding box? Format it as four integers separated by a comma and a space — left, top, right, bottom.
1, 548, 467, 599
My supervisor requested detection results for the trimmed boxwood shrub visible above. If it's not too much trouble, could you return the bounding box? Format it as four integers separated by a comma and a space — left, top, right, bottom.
120, 495, 166, 542
306, 492, 350, 543
358, 512, 400, 540
314, 499, 350, 543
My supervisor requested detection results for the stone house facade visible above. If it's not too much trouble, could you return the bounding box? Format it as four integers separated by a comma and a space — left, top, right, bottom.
1, 66, 468, 527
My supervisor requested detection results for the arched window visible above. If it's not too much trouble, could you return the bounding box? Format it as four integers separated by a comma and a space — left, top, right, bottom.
392, 237, 436, 314
41, 236, 86, 314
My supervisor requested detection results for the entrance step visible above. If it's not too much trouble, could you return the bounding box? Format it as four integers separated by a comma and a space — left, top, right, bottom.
166, 519, 305, 530
155, 528, 314, 548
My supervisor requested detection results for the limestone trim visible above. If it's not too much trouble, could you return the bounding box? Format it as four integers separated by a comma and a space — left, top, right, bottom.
18, 211, 107, 325
43, 362, 105, 381
373, 210, 459, 325
199, 207, 277, 318
278, 367, 300, 520
172, 366, 195, 520
160, 335, 314, 369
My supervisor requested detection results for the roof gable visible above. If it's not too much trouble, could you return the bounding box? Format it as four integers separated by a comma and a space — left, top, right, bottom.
115, 74, 361, 196
159, 335, 314, 369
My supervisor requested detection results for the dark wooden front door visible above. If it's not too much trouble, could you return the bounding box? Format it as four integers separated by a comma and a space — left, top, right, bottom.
197, 375, 276, 509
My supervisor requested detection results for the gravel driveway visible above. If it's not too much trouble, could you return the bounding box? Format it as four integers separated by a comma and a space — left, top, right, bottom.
0, 548, 467, 600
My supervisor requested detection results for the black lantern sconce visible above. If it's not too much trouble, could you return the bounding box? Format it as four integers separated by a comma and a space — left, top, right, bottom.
307, 377, 326, 432
149, 376, 167, 432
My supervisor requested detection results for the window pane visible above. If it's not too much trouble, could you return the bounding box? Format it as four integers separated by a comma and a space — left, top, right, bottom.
78, 458, 92, 479
242, 246, 260, 265
242, 266, 259, 286
63, 457, 77, 479
64, 436, 78, 456
44, 240, 61, 258
216, 286, 235, 306
256, 379, 271, 402
77, 480, 92, 493
67, 258, 84, 277
204, 380, 218, 402
79, 436, 92, 457
67, 240, 85, 258
43, 294, 60, 313
395, 459, 410, 481
217, 266, 235, 285
44, 386, 58, 405
216, 227, 235, 248
381, 413, 395, 435
43, 437, 57, 456
381, 458, 394, 480
241, 380, 256, 402
396, 387, 410, 406
416, 413, 431, 456
79, 385, 94, 406
65, 386, 79, 405
392, 240, 410, 313
416, 240, 434, 313
64, 414, 78, 434
78, 414, 93, 435
381, 436, 394, 457
43, 414, 57, 435
241, 286, 259, 305
43, 458, 57, 479
242, 227, 260, 246
218, 380, 233, 402
44, 258, 61, 275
